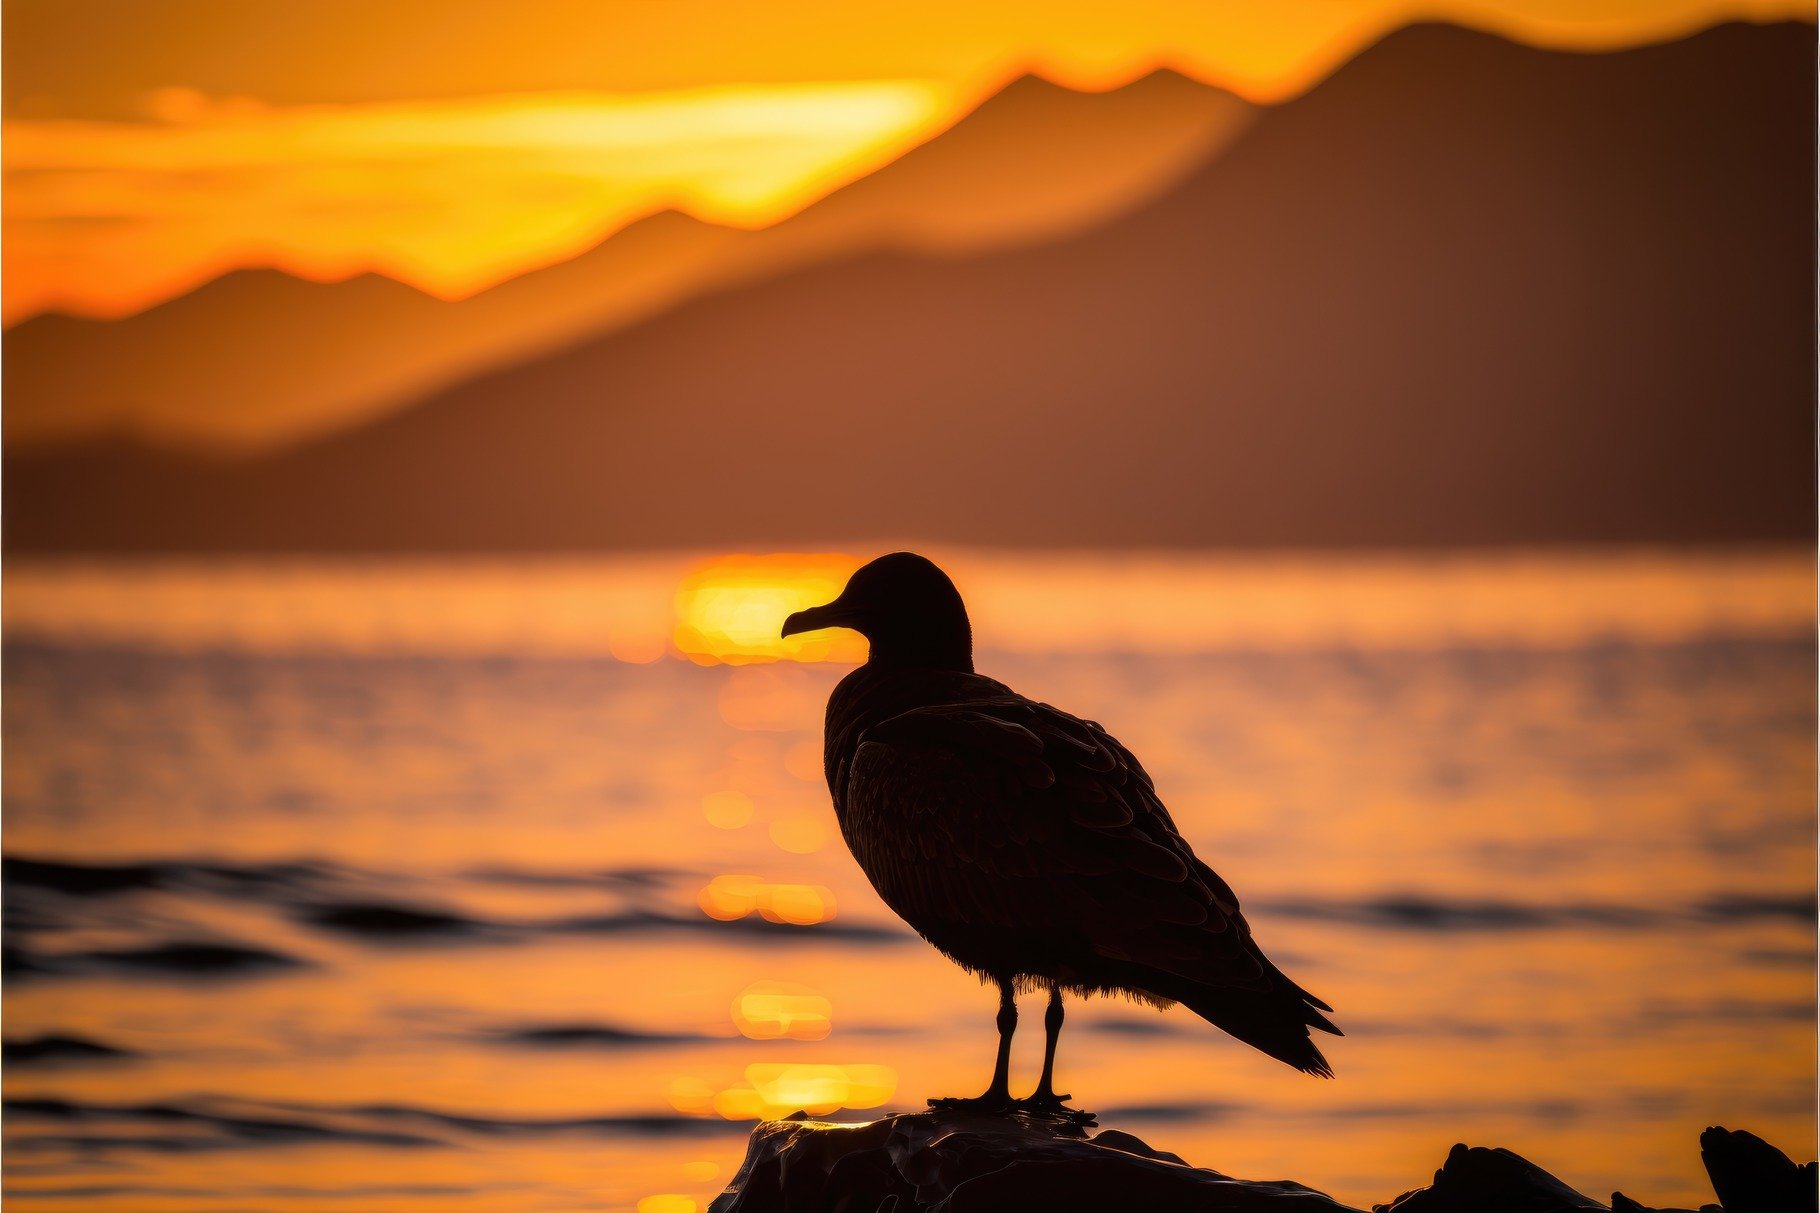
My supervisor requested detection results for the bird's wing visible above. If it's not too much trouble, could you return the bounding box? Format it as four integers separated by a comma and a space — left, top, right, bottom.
844, 695, 1292, 998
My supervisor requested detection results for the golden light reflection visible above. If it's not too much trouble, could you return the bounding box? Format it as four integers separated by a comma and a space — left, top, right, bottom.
749, 1063, 898, 1116
699, 1063, 900, 1120
1, 548, 1809, 1209
674, 554, 865, 665
711, 1085, 768, 1120
698, 875, 839, 925
4, 550, 1807, 661
636, 1196, 698, 1213
732, 980, 833, 1041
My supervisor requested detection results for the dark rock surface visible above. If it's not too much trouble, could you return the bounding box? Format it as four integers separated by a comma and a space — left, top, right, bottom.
1693, 1126, 1817, 1213
710, 1109, 1357, 1212
710, 1111, 1814, 1213
1375, 1143, 1606, 1212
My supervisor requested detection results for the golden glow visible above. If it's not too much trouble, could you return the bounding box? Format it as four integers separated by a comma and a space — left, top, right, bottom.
636, 1197, 698, 1213
5, 550, 1810, 661
674, 554, 866, 666
4, 0, 1807, 322
707, 1063, 900, 1120
697, 875, 839, 926
3, 82, 951, 322
732, 980, 834, 1041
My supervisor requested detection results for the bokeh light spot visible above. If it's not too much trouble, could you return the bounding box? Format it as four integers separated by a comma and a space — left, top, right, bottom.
732, 980, 833, 1040
757, 883, 837, 925
699, 875, 837, 925
637, 1196, 697, 1213
740, 1063, 899, 1117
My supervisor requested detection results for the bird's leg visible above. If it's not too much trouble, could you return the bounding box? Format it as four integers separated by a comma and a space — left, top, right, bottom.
928, 978, 1016, 1113
1016, 987, 1096, 1127
1033, 986, 1067, 1103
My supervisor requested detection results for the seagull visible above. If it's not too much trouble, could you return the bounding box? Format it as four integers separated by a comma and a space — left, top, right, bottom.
782, 552, 1339, 1123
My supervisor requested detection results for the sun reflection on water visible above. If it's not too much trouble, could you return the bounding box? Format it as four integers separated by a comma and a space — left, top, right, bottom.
1, 551, 1811, 1212
698, 875, 838, 925
636, 1195, 698, 1213
691, 1063, 899, 1120
732, 981, 833, 1041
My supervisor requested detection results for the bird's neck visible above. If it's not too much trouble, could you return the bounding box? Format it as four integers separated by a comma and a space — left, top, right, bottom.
866, 621, 973, 672
867, 650, 974, 672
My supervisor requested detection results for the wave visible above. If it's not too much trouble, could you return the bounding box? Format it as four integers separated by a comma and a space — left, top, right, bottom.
299, 902, 485, 938
464, 864, 689, 890
4, 1094, 746, 1158
3, 855, 332, 897
3, 1034, 138, 1065
1255, 892, 1815, 931
0, 1185, 507, 1203
5, 853, 910, 971
320, 1100, 746, 1138
5, 940, 306, 982
8, 855, 1808, 988
4, 1097, 439, 1152
487, 1022, 717, 1048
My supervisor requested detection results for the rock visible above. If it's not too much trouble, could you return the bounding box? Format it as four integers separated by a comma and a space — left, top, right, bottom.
1374, 1143, 1605, 1213
1699, 1127, 1815, 1213
1609, 1193, 1714, 1213
711, 1113, 1819, 1213
708, 1108, 1363, 1212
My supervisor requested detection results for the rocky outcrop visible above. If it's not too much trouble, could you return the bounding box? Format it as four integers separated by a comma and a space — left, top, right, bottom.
709, 1111, 1814, 1213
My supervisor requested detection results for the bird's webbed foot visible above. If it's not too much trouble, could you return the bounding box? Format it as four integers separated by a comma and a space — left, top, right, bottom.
1013, 1091, 1097, 1129
927, 1091, 1015, 1116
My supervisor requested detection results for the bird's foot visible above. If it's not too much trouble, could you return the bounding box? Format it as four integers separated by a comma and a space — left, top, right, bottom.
1014, 1092, 1097, 1130
927, 1092, 1015, 1116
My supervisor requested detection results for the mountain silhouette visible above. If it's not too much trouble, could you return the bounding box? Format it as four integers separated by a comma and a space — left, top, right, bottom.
2, 71, 1250, 453
6, 21, 1813, 553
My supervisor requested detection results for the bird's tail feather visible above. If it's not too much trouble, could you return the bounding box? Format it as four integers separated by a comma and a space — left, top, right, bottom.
1180, 986, 1340, 1078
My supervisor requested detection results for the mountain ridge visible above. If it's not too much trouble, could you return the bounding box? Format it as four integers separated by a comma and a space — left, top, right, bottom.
2, 68, 1253, 452
7, 19, 1813, 553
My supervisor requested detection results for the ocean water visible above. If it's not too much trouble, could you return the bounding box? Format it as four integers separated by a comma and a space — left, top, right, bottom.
3, 551, 1815, 1212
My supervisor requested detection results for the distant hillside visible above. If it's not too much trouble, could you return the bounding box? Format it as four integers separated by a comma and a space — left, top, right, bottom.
7, 21, 1813, 554
2, 71, 1251, 452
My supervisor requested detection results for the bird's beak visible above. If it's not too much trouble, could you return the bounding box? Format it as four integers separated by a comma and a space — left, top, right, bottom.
781, 598, 856, 638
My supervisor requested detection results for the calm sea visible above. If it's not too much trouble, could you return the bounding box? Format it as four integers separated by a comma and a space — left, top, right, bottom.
4, 550, 1814, 1212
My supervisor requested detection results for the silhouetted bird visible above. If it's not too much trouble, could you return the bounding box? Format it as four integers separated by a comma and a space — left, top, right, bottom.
782, 553, 1339, 1122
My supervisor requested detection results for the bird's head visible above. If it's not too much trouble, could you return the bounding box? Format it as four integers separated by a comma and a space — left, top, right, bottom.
780, 552, 973, 671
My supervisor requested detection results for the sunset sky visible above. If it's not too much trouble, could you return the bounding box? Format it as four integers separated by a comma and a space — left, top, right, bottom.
4, 0, 1809, 322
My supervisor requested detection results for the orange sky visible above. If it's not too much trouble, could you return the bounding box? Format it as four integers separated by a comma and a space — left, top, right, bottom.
4, 0, 1811, 322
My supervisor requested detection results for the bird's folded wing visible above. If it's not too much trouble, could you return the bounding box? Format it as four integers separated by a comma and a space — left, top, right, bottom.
847, 697, 1278, 992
